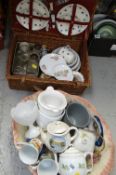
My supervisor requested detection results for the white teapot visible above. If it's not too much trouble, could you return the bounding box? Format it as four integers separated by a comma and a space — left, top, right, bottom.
59, 147, 93, 175
41, 121, 78, 153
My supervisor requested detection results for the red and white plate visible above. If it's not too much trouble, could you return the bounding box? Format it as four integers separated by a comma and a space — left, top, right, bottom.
56, 4, 90, 36
16, 0, 50, 31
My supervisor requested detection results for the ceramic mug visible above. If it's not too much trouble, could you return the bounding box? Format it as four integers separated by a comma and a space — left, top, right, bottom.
64, 102, 91, 128
18, 138, 43, 165
59, 147, 93, 175
73, 129, 96, 152
30, 145, 57, 171
37, 158, 59, 175
41, 121, 78, 153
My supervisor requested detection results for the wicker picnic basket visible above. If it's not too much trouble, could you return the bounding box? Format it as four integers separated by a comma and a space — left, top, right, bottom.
12, 90, 115, 175
6, 0, 97, 94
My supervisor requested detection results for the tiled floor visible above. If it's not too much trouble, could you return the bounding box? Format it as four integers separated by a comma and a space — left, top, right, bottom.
0, 43, 115, 174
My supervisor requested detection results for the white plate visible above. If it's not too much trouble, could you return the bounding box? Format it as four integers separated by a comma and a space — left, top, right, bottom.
56, 4, 90, 36
40, 53, 66, 76
52, 46, 81, 68
53, 64, 73, 81
71, 61, 81, 71
16, 0, 50, 31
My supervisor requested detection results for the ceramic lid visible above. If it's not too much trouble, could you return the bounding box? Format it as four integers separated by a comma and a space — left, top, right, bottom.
47, 121, 69, 134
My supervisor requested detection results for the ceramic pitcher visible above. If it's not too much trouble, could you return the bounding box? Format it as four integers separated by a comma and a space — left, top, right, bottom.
41, 121, 78, 153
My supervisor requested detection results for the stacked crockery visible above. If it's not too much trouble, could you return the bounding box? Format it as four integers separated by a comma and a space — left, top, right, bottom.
11, 86, 105, 175
39, 46, 84, 82
52, 45, 85, 82
36, 86, 67, 129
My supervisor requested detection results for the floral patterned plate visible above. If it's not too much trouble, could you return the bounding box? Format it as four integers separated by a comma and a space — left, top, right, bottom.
56, 4, 90, 36
16, 0, 50, 31
39, 53, 66, 76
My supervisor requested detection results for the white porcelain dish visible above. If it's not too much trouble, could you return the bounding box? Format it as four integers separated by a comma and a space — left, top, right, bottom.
40, 53, 66, 76
16, 0, 50, 31
71, 61, 81, 71
56, 4, 90, 36
53, 64, 74, 81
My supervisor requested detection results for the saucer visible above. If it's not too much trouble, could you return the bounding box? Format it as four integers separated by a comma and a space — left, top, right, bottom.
53, 64, 73, 81
40, 53, 66, 76
16, 0, 50, 31
71, 61, 81, 71
56, 4, 90, 36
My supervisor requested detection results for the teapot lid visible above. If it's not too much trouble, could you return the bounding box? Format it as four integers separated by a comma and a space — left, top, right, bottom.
47, 121, 69, 135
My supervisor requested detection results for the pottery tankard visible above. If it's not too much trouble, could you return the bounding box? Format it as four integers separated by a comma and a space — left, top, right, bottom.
41, 121, 78, 153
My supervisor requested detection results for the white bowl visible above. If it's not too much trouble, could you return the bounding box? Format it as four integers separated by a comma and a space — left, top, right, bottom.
36, 110, 65, 128
37, 86, 67, 114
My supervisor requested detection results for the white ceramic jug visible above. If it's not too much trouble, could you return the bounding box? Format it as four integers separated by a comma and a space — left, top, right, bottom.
41, 121, 78, 153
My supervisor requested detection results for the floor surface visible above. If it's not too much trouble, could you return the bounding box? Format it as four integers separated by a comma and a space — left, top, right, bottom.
0, 40, 115, 174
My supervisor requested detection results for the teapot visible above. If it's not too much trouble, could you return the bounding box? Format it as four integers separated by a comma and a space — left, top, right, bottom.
40, 121, 78, 153
59, 147, 93, 175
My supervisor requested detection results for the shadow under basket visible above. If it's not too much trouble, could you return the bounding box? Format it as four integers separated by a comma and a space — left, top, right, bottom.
6, 32, 91, 95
